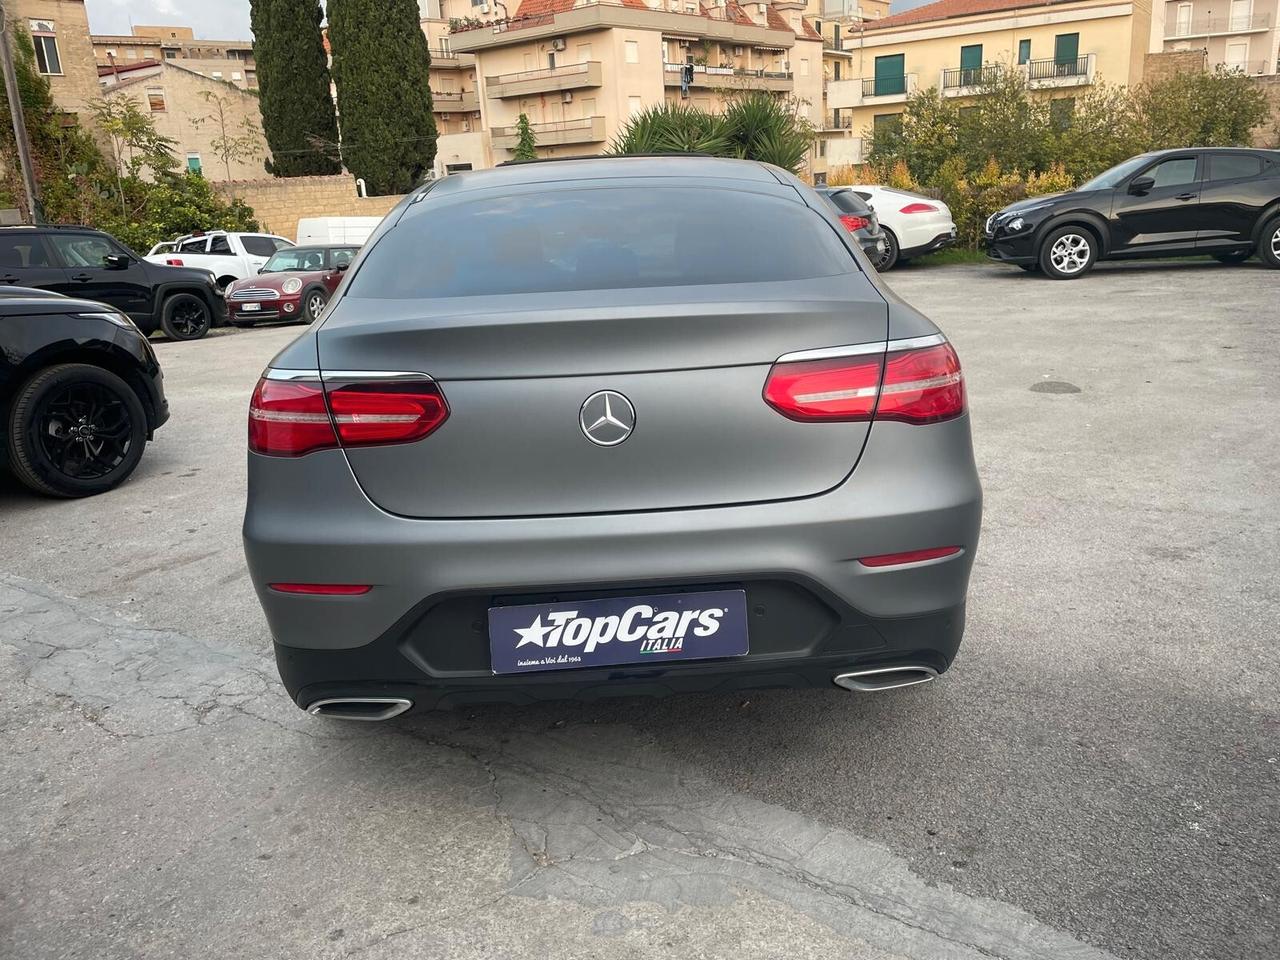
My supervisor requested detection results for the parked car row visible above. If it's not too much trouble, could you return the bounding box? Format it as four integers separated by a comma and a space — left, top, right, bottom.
816, 185, 959, 272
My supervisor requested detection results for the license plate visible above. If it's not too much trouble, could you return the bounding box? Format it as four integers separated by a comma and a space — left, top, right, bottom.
241, 303, 261, 312
488, 588, 748, 675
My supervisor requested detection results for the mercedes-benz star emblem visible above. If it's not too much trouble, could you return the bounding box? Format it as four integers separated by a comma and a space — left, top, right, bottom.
580, 391, 636, 447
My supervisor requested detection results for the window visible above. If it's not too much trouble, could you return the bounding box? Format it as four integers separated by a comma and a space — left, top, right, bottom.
1229, 0, 1252, 30
329, 248, 358, 269
1018, 39, 1031, 64
628, 95, 643, 116
164, 49, 177, 60
347, 187, 857, 300
799, 58, 809, 77
625, 40, 639, 64
872, 53, 905, 96
576, 43, 592, 63
241, 235, 282, 257
1146, 157, 1198, 188
209, 235, 233, 255
146, 87, 166, 112
232, 71, 243, 81
872, 112, 903, 140
1175, 2, 1192, 35
186, 154, 203, 174
1224, 40, 1249, 72
48, 234, 117, 268
0, 235, 51, 268
1207, 153, 1263, 181
211, 71, 223, 80
125, 47, 137, 60
959, 44, 982, 84
445, 163, 473, 174
178, 237, 209, 253
105, 48, 117, 59
1050, 97, 1074, 130
29, 21, 61, 75
1053, 32, 1079, 66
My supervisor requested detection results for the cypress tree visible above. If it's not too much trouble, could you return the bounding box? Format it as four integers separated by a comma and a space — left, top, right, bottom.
512, 113, 538, 161
327, 0, 437, 195
250, 0, 341, 176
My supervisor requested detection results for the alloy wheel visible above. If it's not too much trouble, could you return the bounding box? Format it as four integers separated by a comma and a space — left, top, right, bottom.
169, 299, 208, 338
1272, 226, 1280, 259
306, 292, 327, 321
1049, 234, 1091, 275
35, 381, 135, 481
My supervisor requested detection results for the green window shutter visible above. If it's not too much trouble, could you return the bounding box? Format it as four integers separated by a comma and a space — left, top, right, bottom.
873, 54, 905, 96
1054, 33, 1079, 65
959, 44, 982, 84
1018, 39, 1031, 64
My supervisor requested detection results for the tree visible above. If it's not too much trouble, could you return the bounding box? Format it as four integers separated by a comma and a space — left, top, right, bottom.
250, 0, 340, 176
512, 113, 538, 161
1136, 68, 1268, 149
90, 97, 178, 214
327, 0, 437, 194
189, 89, 265, 183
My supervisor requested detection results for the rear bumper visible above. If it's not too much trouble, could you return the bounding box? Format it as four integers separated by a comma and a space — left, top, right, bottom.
901, 229, 957, 259
244, 417, 982, 709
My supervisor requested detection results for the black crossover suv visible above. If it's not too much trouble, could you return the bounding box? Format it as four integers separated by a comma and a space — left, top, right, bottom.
0, 226, 225, 338
1, 288, 168, 497
985, 147, 1280, 279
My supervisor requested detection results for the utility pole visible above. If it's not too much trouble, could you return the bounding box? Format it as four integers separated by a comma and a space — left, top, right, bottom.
0, 2, 42, 223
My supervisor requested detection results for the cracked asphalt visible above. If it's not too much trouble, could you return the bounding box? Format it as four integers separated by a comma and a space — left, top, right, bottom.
2, 260, 1277, 960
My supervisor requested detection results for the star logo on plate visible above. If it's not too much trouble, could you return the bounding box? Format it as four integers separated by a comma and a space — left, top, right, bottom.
513, 615, 554, 648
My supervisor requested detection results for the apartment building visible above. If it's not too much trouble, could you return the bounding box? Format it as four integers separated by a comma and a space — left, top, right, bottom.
805, 0, 889, 169
420, 1, 489, 173
830, 0, 1153, 162
445, 0, 825, 172
1149, 0, 1279, 75
9, 0, 103, 126
100, 61, 272, 181
92, 25, 258, 89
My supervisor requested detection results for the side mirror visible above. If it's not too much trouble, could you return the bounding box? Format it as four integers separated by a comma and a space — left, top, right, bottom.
336, 261, 350, 272
103, 254, 130, 270
257, 266, 266, 273
1127, 176, 1155, 195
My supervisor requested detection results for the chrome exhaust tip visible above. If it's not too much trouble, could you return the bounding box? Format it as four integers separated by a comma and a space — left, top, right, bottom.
305, 697, 413, 721
833, 666, 939, 693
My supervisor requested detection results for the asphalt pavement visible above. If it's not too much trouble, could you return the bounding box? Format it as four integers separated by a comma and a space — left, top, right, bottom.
1, 259, 1276, 960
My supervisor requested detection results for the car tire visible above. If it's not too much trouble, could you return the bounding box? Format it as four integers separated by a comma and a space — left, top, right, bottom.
1038, 226, 1097, 280
1258, 216, 1280, 269
6, 363, 148, 498
303, 288, 328, 323
1212, 251, 1252, 264
160, 293, 212, 340
873, 230, 900, 271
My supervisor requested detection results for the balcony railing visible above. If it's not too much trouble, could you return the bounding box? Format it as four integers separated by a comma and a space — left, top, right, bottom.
490, 116, 606, 149
1025, 56, 1089, 81
1166, 11, 1272, 37
861, 74, 913, 97
485, 60, 603, 98
941, 64, 1003, 89
662, 63, 794, 90
1215, 59, 1273, 75
824, 112, 853, 130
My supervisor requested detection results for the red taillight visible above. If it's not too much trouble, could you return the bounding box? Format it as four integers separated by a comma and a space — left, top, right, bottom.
248, 377, 449, 457
839, 213, 870, 232
326, 381, 449, 447
858, 546, 962, 567
165, 258, 184, 266
269, 582, 372, 595
249, 379, 337, 456
763, 341, 965, 425
899, 202, 938, 214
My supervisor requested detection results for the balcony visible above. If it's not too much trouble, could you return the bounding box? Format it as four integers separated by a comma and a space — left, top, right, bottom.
1214, 59, 1275, 76
484, 60, 602, 99
940, 64, 1003, 94
822, 112, 853, 131
1024, 54, 1095, 89
490, 116, 607, 150
662, 63, 794, 92
1165, 11, 1272, 38
429, 47, 475, 69
858, 73, 917, 104
431, 89, 480, 112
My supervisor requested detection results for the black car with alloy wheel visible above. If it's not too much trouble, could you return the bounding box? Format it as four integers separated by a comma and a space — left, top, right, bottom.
984, 147, 1280, 279
0, 225, 225, 339
1, 289, 168, 497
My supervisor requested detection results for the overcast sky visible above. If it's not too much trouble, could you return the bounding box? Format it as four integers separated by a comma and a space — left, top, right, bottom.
86, 0, 931, 40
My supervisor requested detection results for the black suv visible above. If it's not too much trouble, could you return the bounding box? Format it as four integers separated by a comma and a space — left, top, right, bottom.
2, 287, 168, 497
985, 147, 1280, 279
0, 226, 225, 338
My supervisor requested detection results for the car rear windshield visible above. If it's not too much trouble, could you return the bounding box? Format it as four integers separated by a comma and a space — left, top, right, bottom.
347, 186, 854, 298
822, 191, 872, 215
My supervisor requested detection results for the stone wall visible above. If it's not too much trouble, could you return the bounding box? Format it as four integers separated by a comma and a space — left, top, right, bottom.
212, 176, 406, 241
1249, 75, 1280, 149
1143, 50, 1207, 84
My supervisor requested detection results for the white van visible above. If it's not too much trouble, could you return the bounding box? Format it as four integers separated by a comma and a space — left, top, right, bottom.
295, 217, 383, 246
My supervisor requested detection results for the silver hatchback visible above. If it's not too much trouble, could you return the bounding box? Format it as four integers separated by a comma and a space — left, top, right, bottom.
242, 156, 981, 719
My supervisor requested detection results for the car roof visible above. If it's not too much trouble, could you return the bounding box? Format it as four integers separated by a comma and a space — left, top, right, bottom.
0, 293, 111, 314
421, 155, 784, 198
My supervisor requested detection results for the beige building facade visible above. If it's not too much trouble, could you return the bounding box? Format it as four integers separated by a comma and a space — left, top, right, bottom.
1149, 0, 1279, 75
828, 0, 1153, 163
421, 1, 490, 172
102, 62, 271, 182
92, 25, 258, 89
9, 0, 103, 125
442, 0, 825, 174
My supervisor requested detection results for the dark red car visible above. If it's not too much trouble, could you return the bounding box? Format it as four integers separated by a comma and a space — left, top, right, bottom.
225, 245, 358, 326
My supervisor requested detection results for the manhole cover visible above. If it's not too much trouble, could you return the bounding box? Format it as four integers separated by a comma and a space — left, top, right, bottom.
1030, 380, 1081, 394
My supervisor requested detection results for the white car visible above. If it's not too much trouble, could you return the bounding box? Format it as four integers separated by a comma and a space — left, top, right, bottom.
844, 186, 957, 271
145, 231, 294, 292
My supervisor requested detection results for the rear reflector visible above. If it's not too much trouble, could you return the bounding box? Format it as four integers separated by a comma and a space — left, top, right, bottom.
269, 582, 372, 595
764, 341, 965, 424
249, 377, 449, 457
899, 202, 938, 214
858, 546, 962, 567
839, 213, 870, 232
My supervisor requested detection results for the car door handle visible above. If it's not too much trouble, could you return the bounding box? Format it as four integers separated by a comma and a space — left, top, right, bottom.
1, 274, 19, 284
71, 272, 94, 281
1175, 193, 1198, 201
